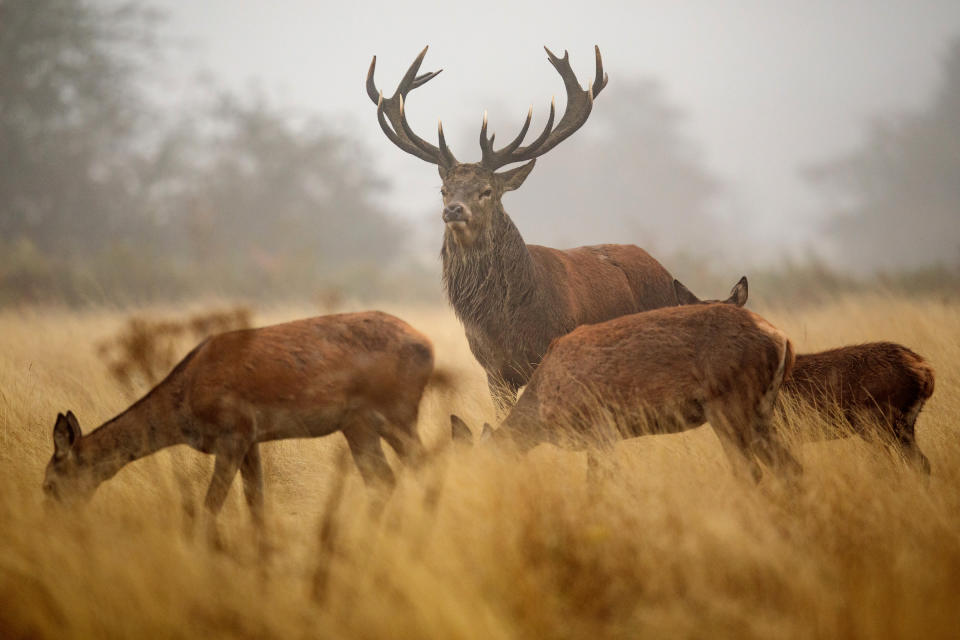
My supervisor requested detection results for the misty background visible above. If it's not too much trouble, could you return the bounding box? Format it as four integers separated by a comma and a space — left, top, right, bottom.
2, 0, 959, 306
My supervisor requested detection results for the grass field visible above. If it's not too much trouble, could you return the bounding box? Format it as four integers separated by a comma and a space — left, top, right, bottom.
1, 295, 959, 639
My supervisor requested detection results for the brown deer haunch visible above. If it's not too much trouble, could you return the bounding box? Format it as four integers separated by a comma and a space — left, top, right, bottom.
674, 278, 934, 473
367, 46, 690, 414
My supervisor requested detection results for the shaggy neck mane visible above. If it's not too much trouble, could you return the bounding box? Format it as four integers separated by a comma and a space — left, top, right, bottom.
441, 206, 537, 328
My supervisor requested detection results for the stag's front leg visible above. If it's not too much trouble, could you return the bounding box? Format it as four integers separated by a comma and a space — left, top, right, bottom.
487, 372, 518, 419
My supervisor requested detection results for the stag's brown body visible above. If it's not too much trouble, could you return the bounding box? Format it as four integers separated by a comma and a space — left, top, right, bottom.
43, 311, 434, 526
368, 46, 680, 410
675, 278, 935, 472
783, 343, 934, 472
478, 304, 801, 480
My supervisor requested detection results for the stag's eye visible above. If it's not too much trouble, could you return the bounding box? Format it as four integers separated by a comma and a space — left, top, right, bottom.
440, 188, 448, 197
478, 188, 492, 200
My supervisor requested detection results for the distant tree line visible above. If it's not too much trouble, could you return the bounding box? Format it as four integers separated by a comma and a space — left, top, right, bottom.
1, 1, 956, 306
0, 0, 407, 304
807, 38, 960, 271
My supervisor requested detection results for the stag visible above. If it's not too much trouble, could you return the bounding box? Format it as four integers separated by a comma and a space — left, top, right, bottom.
367, 46, 684, 413
43, 312, 438, 533
674, 278, 934, 472
452, 304, 802, 482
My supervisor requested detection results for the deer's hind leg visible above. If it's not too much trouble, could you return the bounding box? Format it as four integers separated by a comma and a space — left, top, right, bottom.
342, 410, 396, 491
378, 399, 428, 470
240, 443, 265, 531
708, 405, 764, 483
708, 390, 801, 483
894, 401, 932, 475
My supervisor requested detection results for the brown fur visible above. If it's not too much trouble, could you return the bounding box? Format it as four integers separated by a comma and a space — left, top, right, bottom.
439, 163, 678, 411
43, 311, 435, 527
456, 304, 801, 482
676, 278, 935, 472
784, 344, 934, 472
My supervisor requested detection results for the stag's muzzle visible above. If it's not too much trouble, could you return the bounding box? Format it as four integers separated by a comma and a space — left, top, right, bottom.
442, 203, 468, 224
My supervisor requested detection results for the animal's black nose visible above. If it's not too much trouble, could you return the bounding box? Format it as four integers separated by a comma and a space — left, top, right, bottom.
443, 203, 466, 223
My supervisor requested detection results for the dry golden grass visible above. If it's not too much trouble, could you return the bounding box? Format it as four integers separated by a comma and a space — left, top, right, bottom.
1, 296, 959, 639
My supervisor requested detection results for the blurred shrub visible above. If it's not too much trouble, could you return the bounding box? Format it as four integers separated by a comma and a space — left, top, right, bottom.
0, 235, 446, 307
98, 306, 252, 395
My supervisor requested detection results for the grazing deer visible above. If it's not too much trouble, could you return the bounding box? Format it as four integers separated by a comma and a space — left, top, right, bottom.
452, 304, 802, 482
43, 312, 437, 529
367, 46, 690, 413
673, 278, 935, 472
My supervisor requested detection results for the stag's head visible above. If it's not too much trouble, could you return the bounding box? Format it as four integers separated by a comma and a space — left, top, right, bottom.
43, 411, 97, 505
367, 46, 608, 247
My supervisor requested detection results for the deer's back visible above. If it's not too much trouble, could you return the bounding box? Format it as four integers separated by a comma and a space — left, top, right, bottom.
515, 304, 787, 429
529, 243, 676, 325
785, 342, 934, 413
182, 311, 433, 414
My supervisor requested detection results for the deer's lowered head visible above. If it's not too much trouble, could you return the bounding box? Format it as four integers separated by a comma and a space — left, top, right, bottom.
43, 411, 98, 505
366, 45, 608, 248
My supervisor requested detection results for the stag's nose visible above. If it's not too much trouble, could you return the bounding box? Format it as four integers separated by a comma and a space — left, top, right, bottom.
443, 203, 467, 223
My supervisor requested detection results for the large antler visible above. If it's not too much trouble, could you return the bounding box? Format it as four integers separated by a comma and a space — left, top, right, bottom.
479, 46, 608, 170
366, 46, 457, 168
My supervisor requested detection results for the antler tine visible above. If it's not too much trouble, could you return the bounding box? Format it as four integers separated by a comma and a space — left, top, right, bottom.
367, 46, 455, 168
498, 106, 533, 156
480, 46, 606, 170
438, 121, 457, 167
520, 98, 556, 154
398, 94, 446, 159
366, 56, 381, 104
480, 106, 534, 166
376, 94, 436, 163
592, 45, 609, 97
412, 69, 442, 90
397, 46, 430, 96
479, 111, 494, 160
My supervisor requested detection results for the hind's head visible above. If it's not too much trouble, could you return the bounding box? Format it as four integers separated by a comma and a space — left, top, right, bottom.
674, 276, 748, 307
42, 411, 97, 505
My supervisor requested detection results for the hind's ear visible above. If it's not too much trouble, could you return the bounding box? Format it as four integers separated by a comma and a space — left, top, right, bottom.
673, 279, 701, 306
480, 423, 494, 441
451, 414, 473, 444
53, 412, 81, 458
727, 276, 748, 307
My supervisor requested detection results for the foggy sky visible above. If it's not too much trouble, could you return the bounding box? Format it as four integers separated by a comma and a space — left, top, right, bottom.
145, 0, 960, 264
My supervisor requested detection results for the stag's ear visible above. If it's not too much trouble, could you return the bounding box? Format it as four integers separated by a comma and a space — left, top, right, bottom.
451, 414, 473, 444
497, 160, 536, 193
53, 412, 81, 458
673, 279, 701, 306
727, 276, 748, 307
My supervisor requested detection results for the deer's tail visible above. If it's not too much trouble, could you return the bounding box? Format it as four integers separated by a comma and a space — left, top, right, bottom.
908, 355, 936, 401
